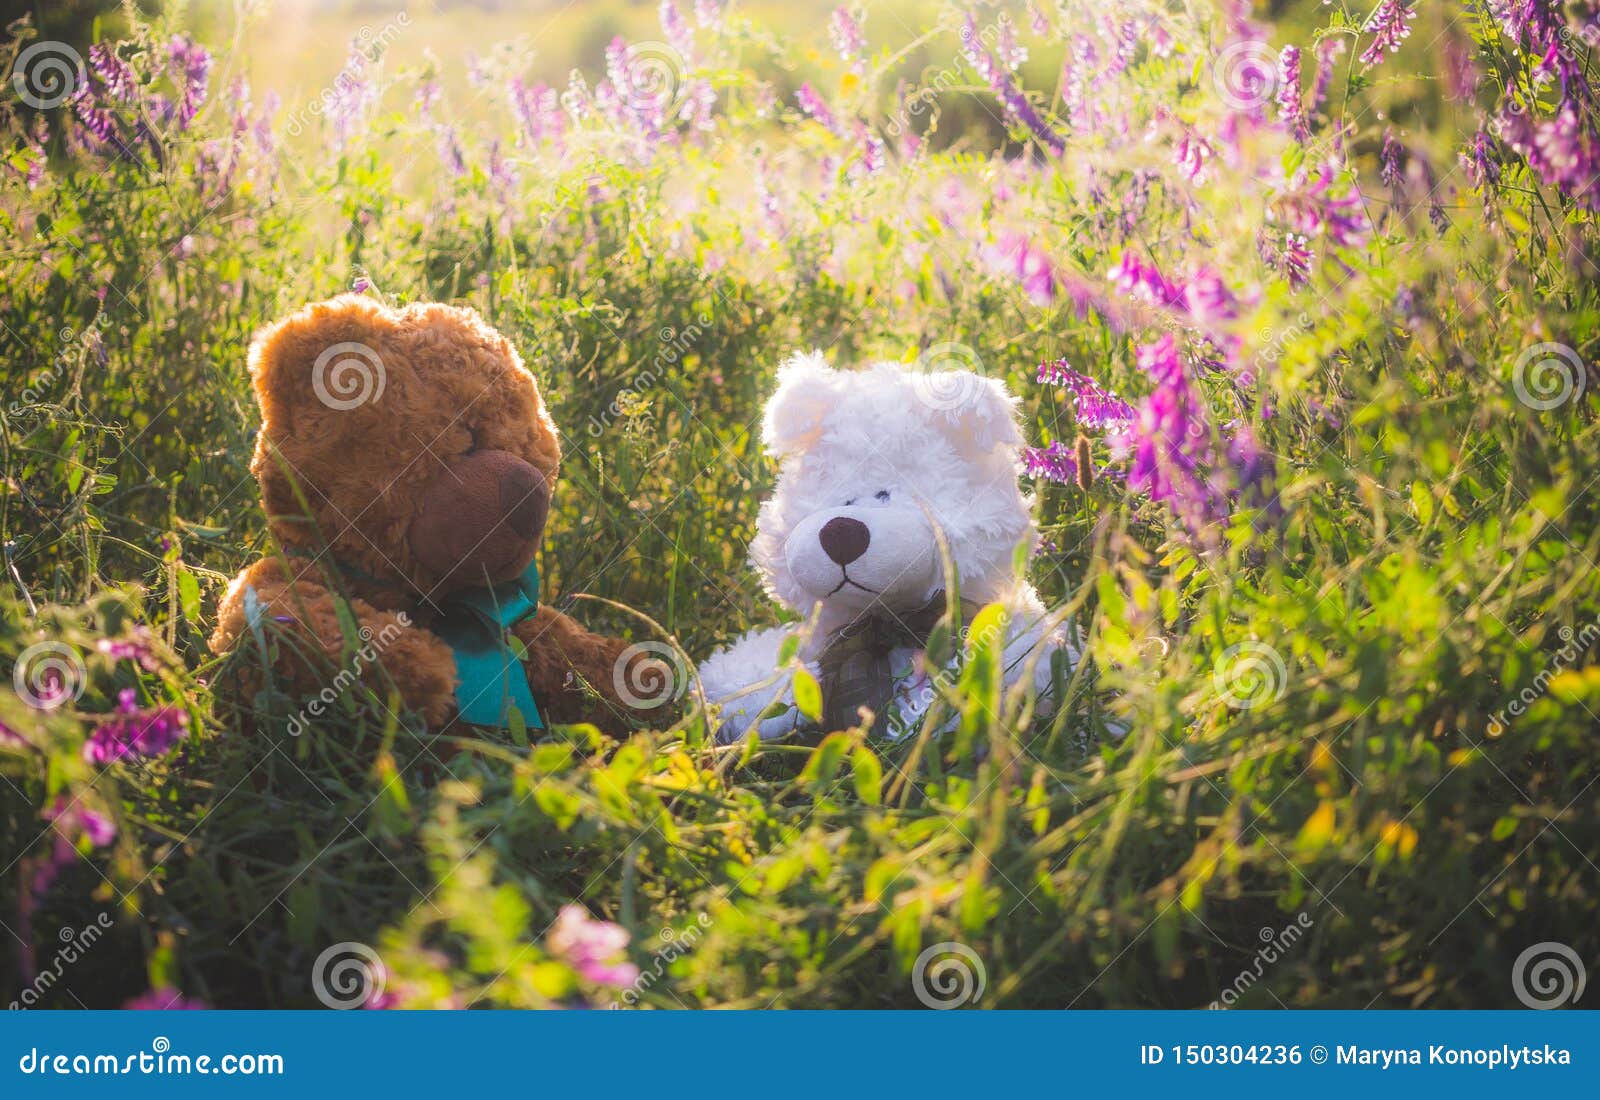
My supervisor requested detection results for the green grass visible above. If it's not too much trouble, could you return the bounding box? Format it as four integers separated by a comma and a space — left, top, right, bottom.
2, 0, 1598, 1009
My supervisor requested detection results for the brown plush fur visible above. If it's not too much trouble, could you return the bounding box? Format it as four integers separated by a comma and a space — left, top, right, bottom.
210, 294, 656, 736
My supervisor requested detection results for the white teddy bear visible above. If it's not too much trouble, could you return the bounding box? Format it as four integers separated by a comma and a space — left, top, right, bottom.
698, 351, 1073, 743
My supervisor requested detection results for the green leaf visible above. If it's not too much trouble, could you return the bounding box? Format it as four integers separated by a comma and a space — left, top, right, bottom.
1410, 481, 1432, 526
177, 567, 202, 626
793, 666, 822, 724
851, 746, 882, 804
800, 731, 852, 790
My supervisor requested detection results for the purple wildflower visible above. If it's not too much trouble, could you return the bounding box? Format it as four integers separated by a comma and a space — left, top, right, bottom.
1183, 267, 1243, 326
795, 82, 840, 133
830, 8, 866, 67
1461, 130, 1502, 189
511, 79, 565, 145
88, 44, 136, 102
324, 43, 378, 148
1498, 97, 1600, 212
984, 233, 1056, 306
123, 988, 208, 1010
167, 36, 211, 127
418, 80, 468, 178
83, 690, 189, 765
1270, 161, 1371, 249
1380, 128, 1404, 189
1260, 231, 1314, 289
1061, 34, 1098, 132
1278, 46, 1309, 142
1023, 441, 1078, 485
29, 797, 118, 899
661, 0, 695, 58
1174, 128, 1214, 183
1104, 18, 1139, 76
601, 36, 678, 144
1037, 360, 1135, 430
853, 121, 885, 175
682, 78, 716, 130
1224, 423, 1277, 516
995, 20, 1029, 71
960, 14, 1065, 155
1489, 0, 1565, 49
1123, 335, 1226, 538
1309, 37, 1345, 117
547, 905, 639, 987
1360, 1, 1416, 67
1028, 4, 1050, 36
1146, 17, 1176, 59
1, 719, 30, 750
1107, 252, 1183, 309
72, 87, 121, 147
46, 797, 117, 848
693, 0, 725, 28
1443, 35, 1481, 103
96, 626, 160, 671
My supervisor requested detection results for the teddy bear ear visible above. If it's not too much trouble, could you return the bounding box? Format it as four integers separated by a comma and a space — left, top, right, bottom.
247, 293, 392, 411
762, 351, 838, 457
920, 371, 1025, 459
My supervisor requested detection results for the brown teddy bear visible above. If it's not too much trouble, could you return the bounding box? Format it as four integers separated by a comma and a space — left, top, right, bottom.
210, 294, 658, 736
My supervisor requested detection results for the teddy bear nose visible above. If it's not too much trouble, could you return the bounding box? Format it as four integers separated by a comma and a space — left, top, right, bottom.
408, 449, 551, 589
818, 516, 870, 565
499, 460, 549, 541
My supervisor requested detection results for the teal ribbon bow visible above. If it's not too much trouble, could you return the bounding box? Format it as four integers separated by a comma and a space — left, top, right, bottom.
431, 560, 545, 730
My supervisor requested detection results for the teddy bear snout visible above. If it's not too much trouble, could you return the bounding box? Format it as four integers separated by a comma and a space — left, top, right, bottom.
408, 449, 550, 590
818, 516, 871, 565
499, 458, 550, 541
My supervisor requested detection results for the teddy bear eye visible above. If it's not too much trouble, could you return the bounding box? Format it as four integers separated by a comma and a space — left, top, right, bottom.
874, 490, 891, 502
844, 497, 857, 506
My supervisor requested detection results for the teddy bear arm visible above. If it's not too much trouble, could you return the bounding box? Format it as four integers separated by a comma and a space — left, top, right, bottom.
210, 559, 458, 729
512, 605, 662, 733
698, 625, 808, 743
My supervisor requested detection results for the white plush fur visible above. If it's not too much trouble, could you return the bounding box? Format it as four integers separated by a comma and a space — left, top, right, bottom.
699, 352, 1072, 742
